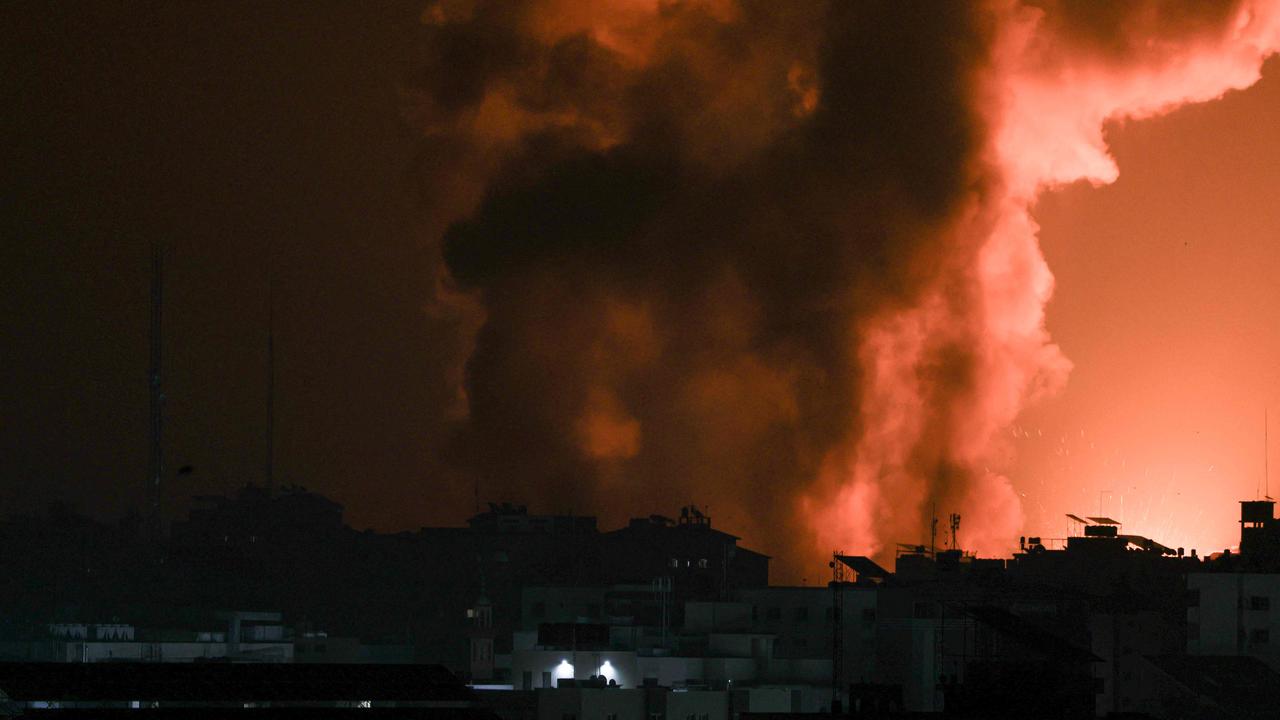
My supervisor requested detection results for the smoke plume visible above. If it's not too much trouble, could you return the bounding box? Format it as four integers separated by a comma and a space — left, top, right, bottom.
408, 0, 1280, 577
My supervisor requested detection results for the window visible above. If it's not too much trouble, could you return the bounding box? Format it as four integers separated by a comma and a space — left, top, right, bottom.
766, 607, 782, 621
795, 607, 809, 621
913, 602, 937, 619
607, 714, 619, 720
1186, 589, 1199, 607
1251, 596, 1271, 611
523, 671, 532, 690
563, 714, 577, 720
670, 558, 680, 568
752, 605, 759, 621
697, 558, 709, 569
542, 671, 552, 688
824, 607, 834, 623
532, 602, 546, 619
1252, 628, 1270, 644
862, 608, 877, 623
587, 604, 601, 618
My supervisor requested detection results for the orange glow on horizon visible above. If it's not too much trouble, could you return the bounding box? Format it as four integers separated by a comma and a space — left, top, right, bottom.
802, 0, 1280, 569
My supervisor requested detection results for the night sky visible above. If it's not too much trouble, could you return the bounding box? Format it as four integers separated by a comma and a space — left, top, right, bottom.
4, 1, 1280, 579
1, 2, 460, 530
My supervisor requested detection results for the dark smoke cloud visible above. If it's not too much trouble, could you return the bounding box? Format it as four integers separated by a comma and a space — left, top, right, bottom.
406, 0, 1277, 577
1025, 0, 1243, 58
408, 0, 990, 568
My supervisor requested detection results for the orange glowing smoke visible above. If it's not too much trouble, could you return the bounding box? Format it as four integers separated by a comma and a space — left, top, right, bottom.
806, 0, 1280, 562
415, 1, 1280, 578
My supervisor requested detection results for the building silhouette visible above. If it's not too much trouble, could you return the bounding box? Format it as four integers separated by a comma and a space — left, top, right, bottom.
2, 490, 1280, 718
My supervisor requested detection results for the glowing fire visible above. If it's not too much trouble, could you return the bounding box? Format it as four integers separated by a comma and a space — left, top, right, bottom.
417, 0, 1280, 577
806, 0, 1280, 562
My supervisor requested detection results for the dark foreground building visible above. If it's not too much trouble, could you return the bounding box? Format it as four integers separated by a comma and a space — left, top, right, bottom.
0, 491, 768, 683
7, 490, 1280, 718
0, 661, 495, 718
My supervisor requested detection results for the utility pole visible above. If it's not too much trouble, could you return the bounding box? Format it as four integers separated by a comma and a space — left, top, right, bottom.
147, 241, 165, 543
930, 502, 938, 556
830, 553, 845, 715
265, 271, 275, 495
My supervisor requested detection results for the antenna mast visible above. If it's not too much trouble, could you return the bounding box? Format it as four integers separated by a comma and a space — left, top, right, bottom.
930, 502, 938, 556
265, 271, 275, 495
147, 241, 165, 538
1267, 409, 1270, 500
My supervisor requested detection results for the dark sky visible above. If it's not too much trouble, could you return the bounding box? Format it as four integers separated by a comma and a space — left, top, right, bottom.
1, 1, 463, 530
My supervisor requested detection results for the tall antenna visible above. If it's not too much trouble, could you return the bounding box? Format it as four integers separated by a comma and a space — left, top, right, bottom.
147, 241, 165, 537
265, 270, 275, 495
930, 502, 938, 556
1266, 409, 1270, 500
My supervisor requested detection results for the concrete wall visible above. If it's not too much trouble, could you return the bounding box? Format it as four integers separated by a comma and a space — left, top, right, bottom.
666, 690, 728, 720
1189, 572, 1280, 669
706, 634, 771, 659
875, 619, 942, 713
537, 688, 645, 720
685, 603, 751, 633
740, 687, 789, 713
